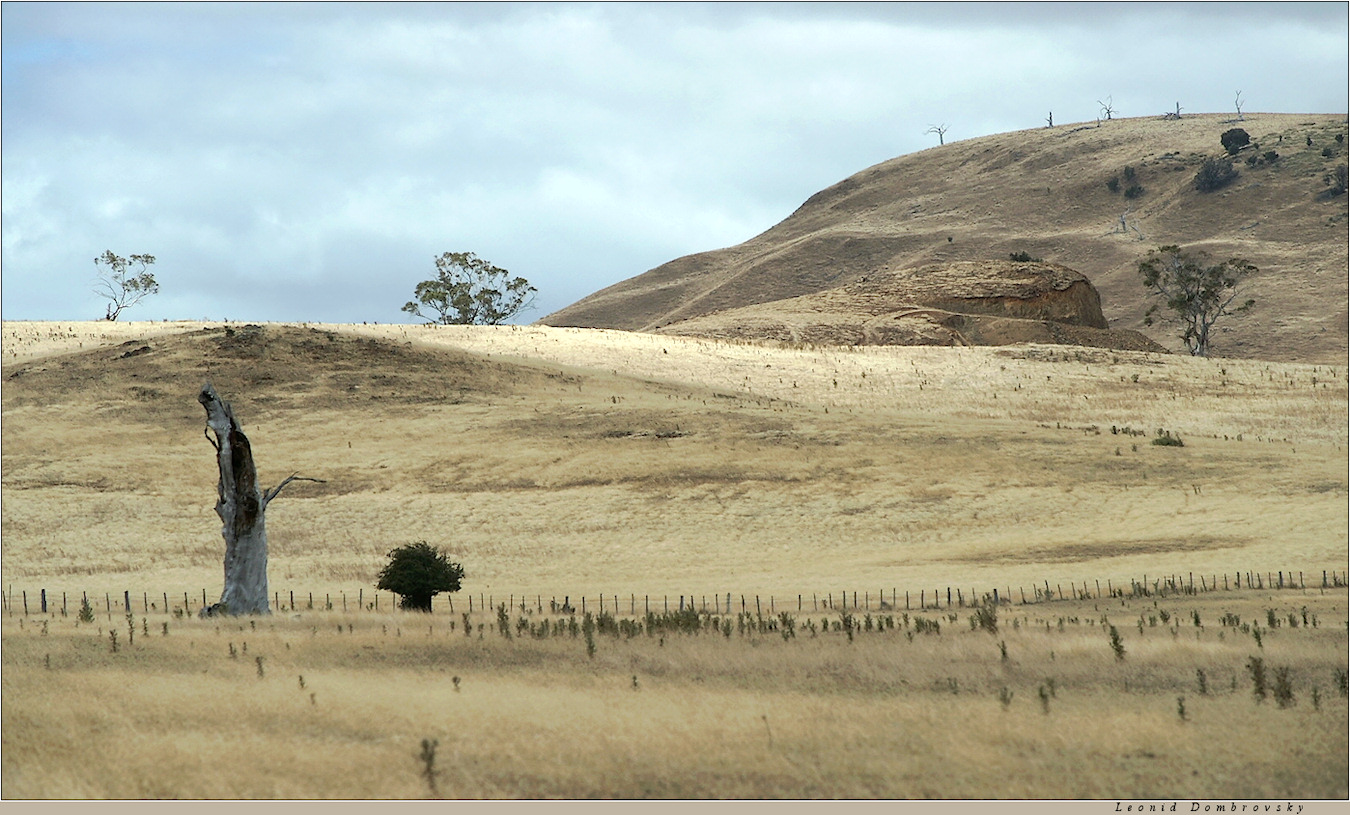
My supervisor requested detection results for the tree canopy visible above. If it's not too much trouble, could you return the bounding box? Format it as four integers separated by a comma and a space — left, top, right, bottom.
375, 541, 465, 612
402, 251, 536, 325
94, 250, 159, 321
1138, 245, 1255, 357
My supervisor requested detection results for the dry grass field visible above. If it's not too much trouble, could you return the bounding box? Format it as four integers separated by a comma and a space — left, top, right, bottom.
2, 319, 1347, 798
2, 590, 1346, 798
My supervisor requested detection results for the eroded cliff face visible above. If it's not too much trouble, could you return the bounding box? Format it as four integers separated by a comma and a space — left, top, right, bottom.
651, 260, 1164, 353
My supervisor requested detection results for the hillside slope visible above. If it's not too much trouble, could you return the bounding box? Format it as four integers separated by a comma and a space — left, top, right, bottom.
542, 113, 1349, 362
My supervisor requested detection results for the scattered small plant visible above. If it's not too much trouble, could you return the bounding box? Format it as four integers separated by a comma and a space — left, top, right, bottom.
1177, 696, 1188, 722
1272, 667, 1295, 709
1196, 668, 1208, 695
1038, 684, 1051, 715
108, 630, 118, 653
78, 596, 94, 624
1108, 625, 1126, 660
419, 738, 441, 798
1009, 251, 1043, 263
998, 686, 1013, 710
1248, 656, 1268, 703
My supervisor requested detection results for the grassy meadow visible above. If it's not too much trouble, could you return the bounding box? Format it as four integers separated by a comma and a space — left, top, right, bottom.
1, 320, 1347, 798
2, 589, 1346, 798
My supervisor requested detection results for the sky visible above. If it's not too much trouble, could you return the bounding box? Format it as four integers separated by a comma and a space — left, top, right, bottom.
3, 2, 1347, 325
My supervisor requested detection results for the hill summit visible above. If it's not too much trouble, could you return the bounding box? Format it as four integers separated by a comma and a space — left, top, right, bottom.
543, 113, 1348, 362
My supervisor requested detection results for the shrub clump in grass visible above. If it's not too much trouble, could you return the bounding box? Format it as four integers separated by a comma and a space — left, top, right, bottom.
1248, 656, 1268, 703
1108, 625, 1126, 660
1151, 429, 1184, 447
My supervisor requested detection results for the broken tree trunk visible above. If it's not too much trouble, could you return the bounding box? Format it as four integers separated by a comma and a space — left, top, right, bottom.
199, 383, 321, 616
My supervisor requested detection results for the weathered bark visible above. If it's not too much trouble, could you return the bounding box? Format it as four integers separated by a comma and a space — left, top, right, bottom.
199, 383, 321, 616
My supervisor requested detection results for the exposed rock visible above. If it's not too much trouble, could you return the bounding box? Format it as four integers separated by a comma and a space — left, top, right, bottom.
652, 259, 1165, 352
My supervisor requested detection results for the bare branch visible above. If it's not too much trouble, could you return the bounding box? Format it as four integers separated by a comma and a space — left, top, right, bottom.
262, 473, 327, 507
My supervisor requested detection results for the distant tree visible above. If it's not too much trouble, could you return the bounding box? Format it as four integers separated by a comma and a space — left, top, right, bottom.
376, 541, 465, 612
1046, 111, 1053, 128
1220, 128, 1251, 155
1193, 157, 1239, 192
926, 123, 950, 145
402, 252, 536, 325
1138, 245, 1256, 357
93, 251, 159, 321
1098, 96, 1116, 121
1233, 90, 1245, 121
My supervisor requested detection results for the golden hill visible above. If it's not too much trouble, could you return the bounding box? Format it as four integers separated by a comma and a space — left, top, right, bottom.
542, 113, 1349, 363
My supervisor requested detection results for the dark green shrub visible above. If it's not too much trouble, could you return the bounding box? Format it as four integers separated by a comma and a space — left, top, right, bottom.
1263, 150, 1279, 164
1322, 146, 1335, 158
1009, 251, 1043, 263
1194, 157, 1238, 192
375, 541, 465, 612
1106, 176, 1120, 193
1124, 184, 1145, 199
1123, 165, 1137, 181
1220, 128, 1250, 155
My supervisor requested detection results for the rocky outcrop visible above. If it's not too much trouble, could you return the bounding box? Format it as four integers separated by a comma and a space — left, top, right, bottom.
651, 260, 1166, 352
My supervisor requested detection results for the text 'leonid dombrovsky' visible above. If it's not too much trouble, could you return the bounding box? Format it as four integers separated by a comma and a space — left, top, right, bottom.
1115, 804, 1306, 813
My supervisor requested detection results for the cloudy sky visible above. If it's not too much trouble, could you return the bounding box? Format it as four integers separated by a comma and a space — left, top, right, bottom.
3, 2, 1346, 324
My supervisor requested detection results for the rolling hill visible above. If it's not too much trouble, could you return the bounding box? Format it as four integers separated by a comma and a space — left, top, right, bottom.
542, 113, 1349, 363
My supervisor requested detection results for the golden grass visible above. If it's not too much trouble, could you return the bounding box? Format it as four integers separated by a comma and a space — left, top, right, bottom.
1, 320, 1345, 798
3, 590, 1345, 798
1, 321, 1345, 602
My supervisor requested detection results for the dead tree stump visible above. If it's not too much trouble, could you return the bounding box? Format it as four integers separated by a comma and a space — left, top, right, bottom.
199, 383, 321, 616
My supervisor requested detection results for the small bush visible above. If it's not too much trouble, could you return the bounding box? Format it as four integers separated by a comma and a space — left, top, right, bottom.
1220, 128, 1250, 155
375, 541, 465, 612
1272, 667, 1296, 708
1106, 176, 1120, 193
1151, 430, 1184, 447
1194, 157, 1239, 192
1325, 165, 1348, 195
1248, 656, 1268, 702
1322, 146, 1335, 158
1124, 184, 1145, 199
1009, 251, 1043, 263
1108, 625, 1125, 660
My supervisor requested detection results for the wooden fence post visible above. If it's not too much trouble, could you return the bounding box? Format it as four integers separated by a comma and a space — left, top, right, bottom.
23, 591, 28, 616
40, 589, 47, 614
123, 590, 131, 612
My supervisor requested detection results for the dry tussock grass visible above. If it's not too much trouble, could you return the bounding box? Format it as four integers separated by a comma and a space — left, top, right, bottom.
2, 321, 1345, 602
3, 590, 1345, 798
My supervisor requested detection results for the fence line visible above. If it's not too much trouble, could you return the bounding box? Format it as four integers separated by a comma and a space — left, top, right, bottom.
4, 569, 1346, 619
